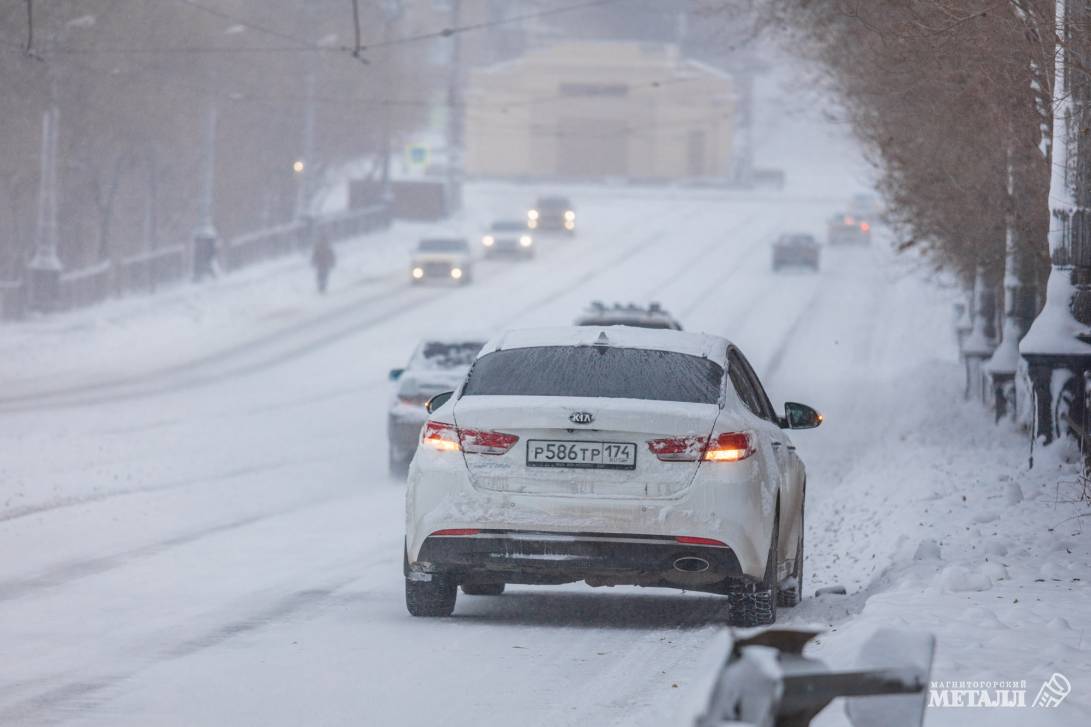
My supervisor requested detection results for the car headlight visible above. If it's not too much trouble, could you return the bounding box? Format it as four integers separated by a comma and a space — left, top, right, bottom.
450, 267, 463, 279
527, 219, 538, 229
411, 267, 424, 279
564, 220, 575, 230
482, 235, 495, 247
519, 235, 532, 247
564, 210, 575, 221
527, 209, 539, 220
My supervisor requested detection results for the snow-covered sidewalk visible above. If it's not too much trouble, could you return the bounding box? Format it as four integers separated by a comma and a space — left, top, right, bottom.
796, 361, 1091, 726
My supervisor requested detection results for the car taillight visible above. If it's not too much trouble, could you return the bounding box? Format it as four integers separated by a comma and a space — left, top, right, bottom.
422, 421, 461, 452
703, 433, 754, 462
421, 421, 519, 455
647, 432, 754, 462
647, 435, 707, 462
860, 222, 871, 232
399, 395, 429, 408
431, 528, 481, 536
460, 428, 519, 455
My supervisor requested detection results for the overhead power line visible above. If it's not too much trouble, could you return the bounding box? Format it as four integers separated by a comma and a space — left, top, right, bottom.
25, 0, 629, 58
172, 0, 325, 50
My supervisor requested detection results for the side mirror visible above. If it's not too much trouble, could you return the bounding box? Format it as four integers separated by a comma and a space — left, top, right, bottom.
389, 368, 405, 381
425, 390, 455, 414
783, 402, 822, 429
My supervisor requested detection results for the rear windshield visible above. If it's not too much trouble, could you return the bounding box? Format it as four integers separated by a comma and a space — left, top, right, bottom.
462, 346, 722, 404
418, 239, 467, 252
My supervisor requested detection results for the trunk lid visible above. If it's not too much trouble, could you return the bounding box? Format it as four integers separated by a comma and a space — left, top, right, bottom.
453, 395, 719, 498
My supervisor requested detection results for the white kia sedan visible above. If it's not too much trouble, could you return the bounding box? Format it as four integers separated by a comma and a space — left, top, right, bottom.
403, 326, 821, 624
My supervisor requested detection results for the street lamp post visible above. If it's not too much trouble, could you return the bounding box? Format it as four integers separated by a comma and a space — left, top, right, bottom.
192, 97, 219, 281
28, 14, 95, 312
444, 0, 463, 214
380, 0, 405, 203
28, 106, 61, 312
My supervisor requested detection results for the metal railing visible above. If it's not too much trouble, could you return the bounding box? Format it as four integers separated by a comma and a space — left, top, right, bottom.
3, 204, 390, 320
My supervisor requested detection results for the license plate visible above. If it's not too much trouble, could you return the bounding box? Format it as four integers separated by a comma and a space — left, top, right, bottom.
526, 440, 637, 470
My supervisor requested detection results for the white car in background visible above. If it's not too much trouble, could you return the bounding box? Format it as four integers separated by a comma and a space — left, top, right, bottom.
403, 326, 821, 625
409, 238, 474, 284
388, 336, 488, 476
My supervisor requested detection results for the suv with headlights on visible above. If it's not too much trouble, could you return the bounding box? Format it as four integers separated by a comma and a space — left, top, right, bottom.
527, 195, 575, 235
482, 220, 535, 259
410, 238, 474, 284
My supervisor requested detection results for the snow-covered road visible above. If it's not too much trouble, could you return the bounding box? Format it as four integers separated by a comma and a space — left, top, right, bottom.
2, 183, 1089, 727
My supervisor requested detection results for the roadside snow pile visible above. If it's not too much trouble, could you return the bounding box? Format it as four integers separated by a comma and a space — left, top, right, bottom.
792, 364, 1091, 726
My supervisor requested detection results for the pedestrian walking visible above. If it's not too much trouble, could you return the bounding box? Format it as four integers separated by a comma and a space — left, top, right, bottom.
311, 236, 336, 293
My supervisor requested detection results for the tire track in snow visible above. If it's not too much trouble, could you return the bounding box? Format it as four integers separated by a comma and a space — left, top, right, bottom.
0, 199, 700, 414
0, 488, 359, 602
0, 567, 377, 725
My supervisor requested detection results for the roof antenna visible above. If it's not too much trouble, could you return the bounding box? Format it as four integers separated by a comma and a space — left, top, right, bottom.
594, 330, 610, 347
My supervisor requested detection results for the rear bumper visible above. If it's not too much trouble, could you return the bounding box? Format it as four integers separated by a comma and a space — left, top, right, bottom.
408, 529, 743, 589
405, 445, 778, 582
534, 219, 574, 233
773, 250, 819, 267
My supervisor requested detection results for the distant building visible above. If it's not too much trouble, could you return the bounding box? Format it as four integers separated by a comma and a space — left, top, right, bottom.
464, 42, 734, 182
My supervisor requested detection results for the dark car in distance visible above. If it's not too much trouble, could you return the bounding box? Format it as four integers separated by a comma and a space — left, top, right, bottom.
772, 233, 820, 271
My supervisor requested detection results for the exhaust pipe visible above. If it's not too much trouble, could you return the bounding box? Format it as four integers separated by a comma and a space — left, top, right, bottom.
673, 556, 710, 573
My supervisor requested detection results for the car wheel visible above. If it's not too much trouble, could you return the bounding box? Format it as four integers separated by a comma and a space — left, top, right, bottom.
726, 512, 779, 627
461, 583, 505, 596
778, 500, 804, 608
406, 575, 457, 617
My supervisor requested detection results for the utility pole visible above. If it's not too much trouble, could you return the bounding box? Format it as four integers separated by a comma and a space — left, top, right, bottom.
295, 69, 316, 223
28, 105, 61, 312
27, 15, 96, 312
380, 0, 405, 202
445, 0, 463, 214
193, 97, 219, 281
1020, 0, 1091, 444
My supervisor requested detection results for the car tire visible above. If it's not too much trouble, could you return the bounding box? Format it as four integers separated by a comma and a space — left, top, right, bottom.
406, 576, 457, 617
727, 512, 779, 627
461, 583, 505, 596
778, 500, 804, 608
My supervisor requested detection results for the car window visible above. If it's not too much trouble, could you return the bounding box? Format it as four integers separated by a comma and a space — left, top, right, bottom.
727, 353, 763, 416
538, 197, 570, 208
732, 349, 777, 422
462, 346, 723, 404
418, 239, 467, 253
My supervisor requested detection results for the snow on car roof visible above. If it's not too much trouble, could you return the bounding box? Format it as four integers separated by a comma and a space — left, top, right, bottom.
484, 326, 728, 360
